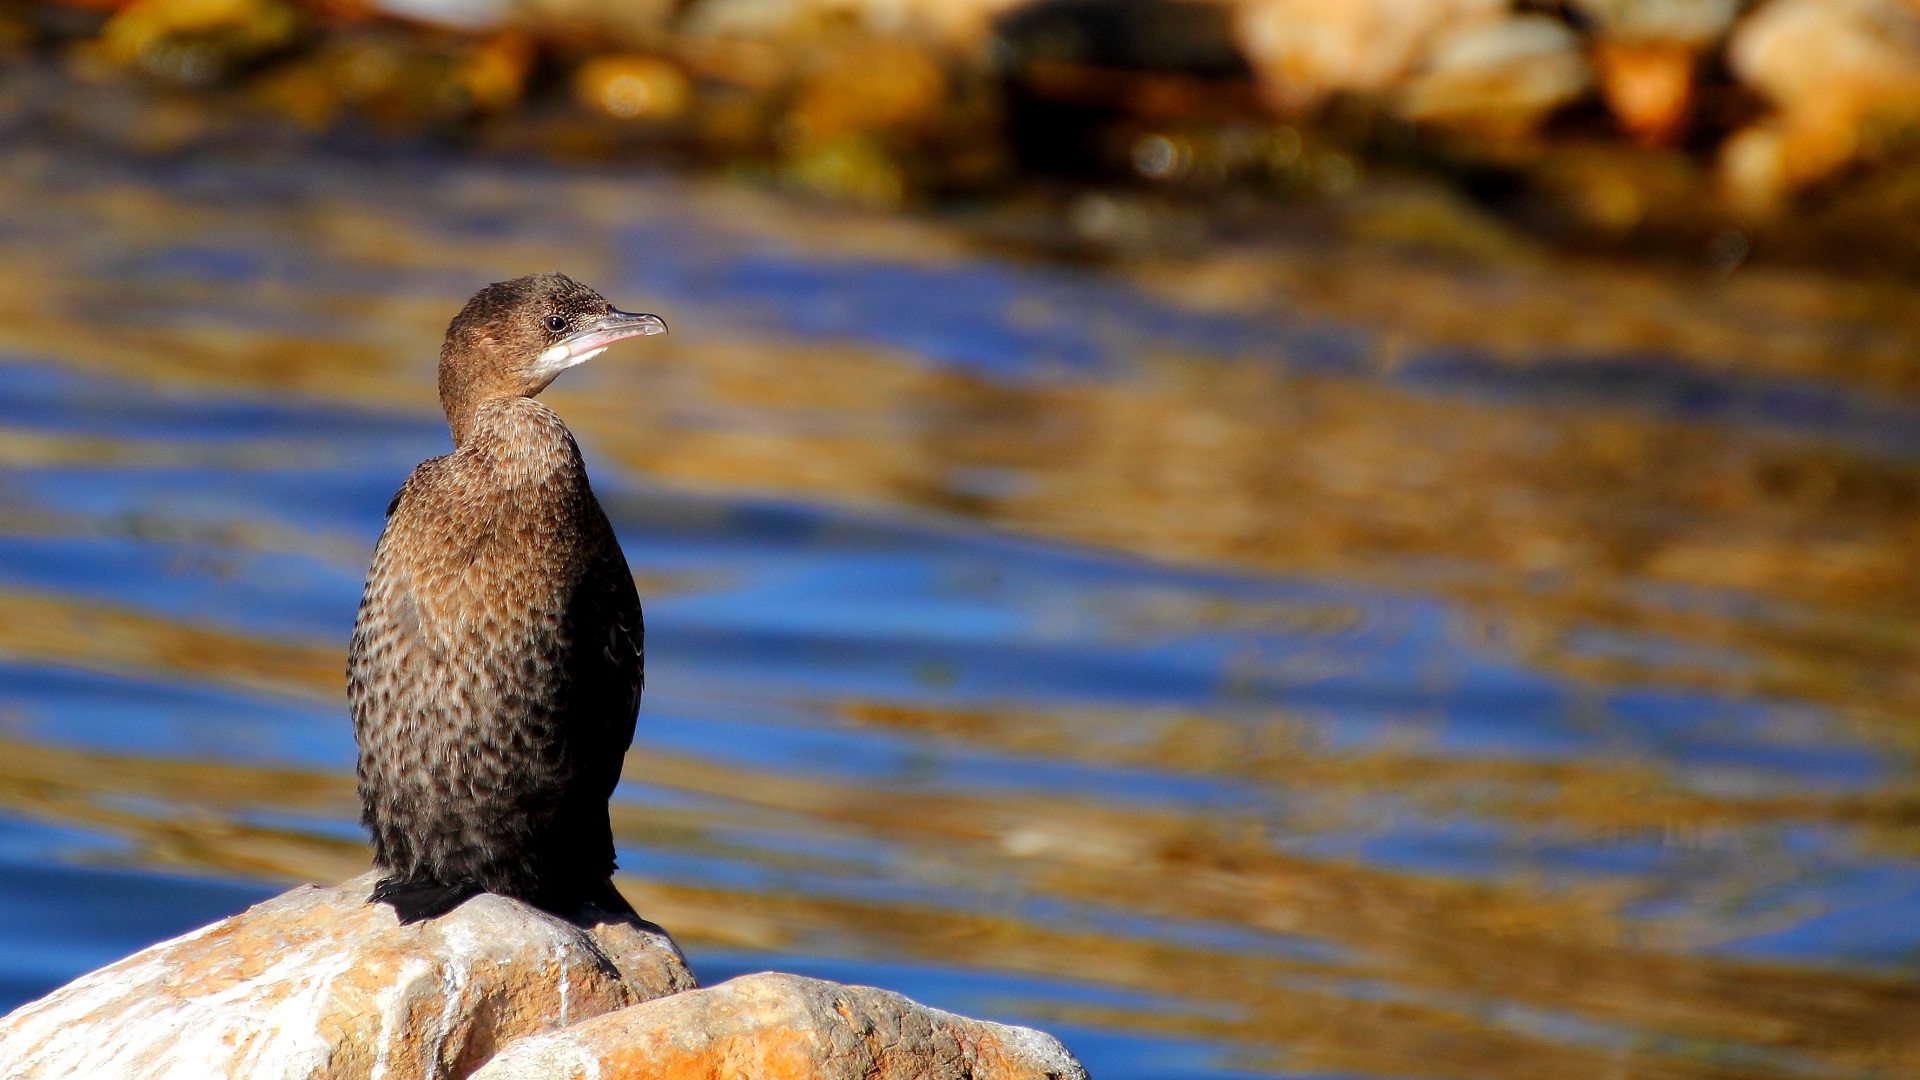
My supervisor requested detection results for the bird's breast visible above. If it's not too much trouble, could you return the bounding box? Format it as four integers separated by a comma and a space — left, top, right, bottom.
385, 474, 594, 645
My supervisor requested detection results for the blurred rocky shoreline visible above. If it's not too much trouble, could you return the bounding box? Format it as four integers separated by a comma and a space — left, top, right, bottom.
1, 0, 1917, 276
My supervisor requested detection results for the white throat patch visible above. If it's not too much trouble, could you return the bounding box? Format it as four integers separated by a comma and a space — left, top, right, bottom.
531, 342, 604, 382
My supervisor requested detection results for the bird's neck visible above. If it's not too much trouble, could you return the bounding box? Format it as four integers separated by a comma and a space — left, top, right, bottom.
444, 389, 549, 446
438, 346, 532, 446
452, 397, 582, 486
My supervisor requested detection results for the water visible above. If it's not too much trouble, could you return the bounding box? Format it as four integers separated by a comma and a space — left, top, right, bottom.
0, 142, 1917, 1078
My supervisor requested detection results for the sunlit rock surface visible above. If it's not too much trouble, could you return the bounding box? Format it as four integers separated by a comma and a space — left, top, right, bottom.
1397, 14, 1591, 138
1722, 0, 1920, 210
0, 872, 694, 1080
1233, 0, 1504, 109
470, 971, 1087, 1080
0, 875, 1085, 1080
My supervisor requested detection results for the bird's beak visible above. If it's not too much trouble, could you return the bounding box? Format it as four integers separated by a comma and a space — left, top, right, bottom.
533, 309, 667, 379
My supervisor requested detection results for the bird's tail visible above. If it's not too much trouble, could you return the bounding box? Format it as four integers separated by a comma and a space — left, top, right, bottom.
579, 878, 640, 919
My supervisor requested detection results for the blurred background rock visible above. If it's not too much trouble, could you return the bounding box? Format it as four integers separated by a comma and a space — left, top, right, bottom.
5, 0, 1920, 270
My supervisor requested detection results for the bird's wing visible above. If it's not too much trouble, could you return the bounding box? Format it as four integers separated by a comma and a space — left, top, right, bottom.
548, 519, 643, 881
578, 527, 644, 762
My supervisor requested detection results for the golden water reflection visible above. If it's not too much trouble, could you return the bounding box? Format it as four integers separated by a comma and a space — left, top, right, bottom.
0, 148, 1916, 1077
8, 159, 1920, 734
1, 709, 1916, 1080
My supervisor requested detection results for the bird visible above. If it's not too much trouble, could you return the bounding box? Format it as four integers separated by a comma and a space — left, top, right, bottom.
347, 272, 666, 924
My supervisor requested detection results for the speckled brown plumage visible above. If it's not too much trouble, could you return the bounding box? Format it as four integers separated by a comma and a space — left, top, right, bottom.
347, 272, 665, 923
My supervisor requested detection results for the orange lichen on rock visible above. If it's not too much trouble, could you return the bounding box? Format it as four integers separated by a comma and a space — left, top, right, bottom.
469, 971, 1087, 1080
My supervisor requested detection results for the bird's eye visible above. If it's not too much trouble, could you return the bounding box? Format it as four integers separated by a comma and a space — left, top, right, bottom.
544, 315, 567, 333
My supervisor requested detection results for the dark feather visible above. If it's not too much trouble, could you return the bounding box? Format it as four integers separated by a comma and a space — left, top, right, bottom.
370, 876, 483, 924
349, 404, 643, 920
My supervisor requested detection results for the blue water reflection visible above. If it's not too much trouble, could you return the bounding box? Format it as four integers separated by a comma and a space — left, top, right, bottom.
0, 156, 1915, 1078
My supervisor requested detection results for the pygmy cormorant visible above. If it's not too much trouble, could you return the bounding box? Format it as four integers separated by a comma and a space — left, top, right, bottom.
348, 272, 665, 923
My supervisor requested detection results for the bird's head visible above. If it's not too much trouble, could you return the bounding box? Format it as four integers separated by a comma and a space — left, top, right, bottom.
438, 271, 666, 442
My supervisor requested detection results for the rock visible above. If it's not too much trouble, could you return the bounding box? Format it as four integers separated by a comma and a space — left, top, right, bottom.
368, 0, 509, 32
0, 873, 695, 1080
1571, 0, 1736, 146
1232, 0, 1504, 111
248, 27, 535, 132
513, 0, 678, 48
1397, 15, 1591, 139
573, 54, 694, 122
680, 0, 1028, 46
1570, 0, 1738, 44
785, 37, 947, 144
98, 0, 301, 88
470, 971, 1088, 1080
1722, 0, 1920, 211
0, 878, 1086, 1080
1589, 39, 1696, 146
